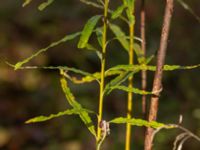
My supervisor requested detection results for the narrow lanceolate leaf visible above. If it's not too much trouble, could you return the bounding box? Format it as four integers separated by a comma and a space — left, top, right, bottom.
109, 24, 129, 51
22, 0, 33, 7
78, 15, 101, 49
25, 109, 79, 123
125, 0, 135, 24
111, 5, 126, 20
84, 43, 102, 60
110, 85, 152, 95
38, 0, 55, 11
14, 32, 81, 70
134, 43, 145, 64
109, 117, 174, 129
96, 27, 103, 47
107, 64, 200, 73
104, 71, 135, 95
60, 75, 96, 137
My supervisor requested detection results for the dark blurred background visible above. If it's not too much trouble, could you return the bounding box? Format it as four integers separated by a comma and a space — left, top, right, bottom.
0, 0, 200, 150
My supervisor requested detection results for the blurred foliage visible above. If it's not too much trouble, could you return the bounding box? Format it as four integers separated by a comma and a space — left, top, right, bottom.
0, 0, 200, 149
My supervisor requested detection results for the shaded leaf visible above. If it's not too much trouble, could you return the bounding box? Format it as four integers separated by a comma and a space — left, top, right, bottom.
133, 43, 145, 64
111, 5, 126, 19
38, 0, 55, 11
60, 75, 96, 137
109, 24, 129, 51
109, 117, 174, 129
14, 32, 81, 70
96, 27, 103, 47
78, 15, 101, 49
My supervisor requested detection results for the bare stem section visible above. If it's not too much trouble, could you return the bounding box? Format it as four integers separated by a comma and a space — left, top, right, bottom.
97, 0, 109, 144
140, 0, 147, 117
125, 23, 134, 150
144, 0, 174, 150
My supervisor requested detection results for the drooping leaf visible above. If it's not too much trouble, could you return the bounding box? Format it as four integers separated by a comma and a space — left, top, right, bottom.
134, 43, 145, 64
96, 27, 103, 47
104, 71, 136, 95
111, 5, 126, 20
109, 23, 129, 51
14, 32, 81, 70
78, 15, 101, 49
109, 85, 152, 95
60, 75, 96, 137
22, 0, 33, 7
38, 0, 55, 11
26, 109, 79, 123
84, 43, 102, 60
109, 117, 174, 129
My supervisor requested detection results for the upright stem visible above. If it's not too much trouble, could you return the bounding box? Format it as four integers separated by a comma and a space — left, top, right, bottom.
97, 0, 109, 143
144, 0, 174, 150
125, 17, 135, 150
140, 0, 147, 117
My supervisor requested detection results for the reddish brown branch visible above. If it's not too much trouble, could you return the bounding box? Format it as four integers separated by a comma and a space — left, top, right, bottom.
140, 0, 147, 117
144, 0, 174, 150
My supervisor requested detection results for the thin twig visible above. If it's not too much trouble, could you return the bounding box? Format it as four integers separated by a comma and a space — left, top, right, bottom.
140, 0, 147, 119
144, 0, 174, 150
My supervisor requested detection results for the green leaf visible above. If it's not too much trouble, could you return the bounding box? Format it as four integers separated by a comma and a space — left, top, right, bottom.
38, 0, 55, 11
96, 27, 103, 47
110, 85, 152, 95
104, 71, 136, 95
133, 43, 145, 64
107, 64, 200, 73
109, 117, 173, 129
125, 0, 135, 24
111, 5, 126, 20
109, 23, 129, 51
22, 0, 33, 7
14, 32, 81, 70
60, 76, 96, 137
84, 43, 102, 60
78, 15, 101, 49
26, 109, 79, 123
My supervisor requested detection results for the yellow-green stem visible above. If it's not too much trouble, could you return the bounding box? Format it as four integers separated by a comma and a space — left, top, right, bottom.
125, 23, 134, 150
97, 0, 109, 143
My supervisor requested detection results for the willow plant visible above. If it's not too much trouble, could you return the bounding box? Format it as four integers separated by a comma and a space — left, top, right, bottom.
8, 0, 200, 150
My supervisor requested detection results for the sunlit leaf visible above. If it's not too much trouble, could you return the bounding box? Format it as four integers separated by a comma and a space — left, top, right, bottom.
109, 23, 129, 51
111, 5, 126, 20
125, 0, 135, 24
38, 0, 55, 11
22, 0, 33, 7
107, 64, 200, 73
26, 109, 79, 123
78, 15, 101, 49
104, 72, 134, 95
109, 117, 174, 129
14, 32, 81, 70
110, 85, 152, 95
60, 75, 96, 137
